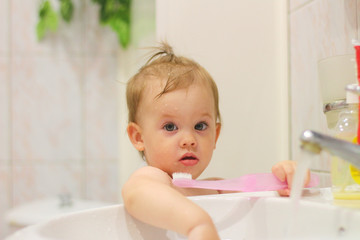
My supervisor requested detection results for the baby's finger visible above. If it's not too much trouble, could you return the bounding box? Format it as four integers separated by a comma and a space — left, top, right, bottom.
277, 189, 290, 197
271, 164, 286, 182
281, 163, 297, 189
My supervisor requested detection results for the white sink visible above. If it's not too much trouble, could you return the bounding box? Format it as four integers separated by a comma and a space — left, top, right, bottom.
6, 197, 111, 228
5, 188, 360, 240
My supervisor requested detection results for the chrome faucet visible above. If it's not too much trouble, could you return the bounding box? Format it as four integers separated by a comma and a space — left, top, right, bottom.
58, 193, 73, 208
300, 130, 360, 169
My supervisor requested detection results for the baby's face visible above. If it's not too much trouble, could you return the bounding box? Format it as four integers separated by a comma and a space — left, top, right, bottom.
136, 79, 221, 179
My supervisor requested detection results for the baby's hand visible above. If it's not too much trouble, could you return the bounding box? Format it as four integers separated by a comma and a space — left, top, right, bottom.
271, 160, 310, 197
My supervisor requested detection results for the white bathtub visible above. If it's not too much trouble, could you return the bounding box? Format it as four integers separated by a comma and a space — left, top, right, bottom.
5, 189, 360, 240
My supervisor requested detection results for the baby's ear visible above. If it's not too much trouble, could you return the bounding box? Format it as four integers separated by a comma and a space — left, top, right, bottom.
214, 123, 221, 147
127, 122, 145, 151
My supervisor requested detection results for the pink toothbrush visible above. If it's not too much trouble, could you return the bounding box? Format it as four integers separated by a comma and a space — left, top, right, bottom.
172, 172, 319, 192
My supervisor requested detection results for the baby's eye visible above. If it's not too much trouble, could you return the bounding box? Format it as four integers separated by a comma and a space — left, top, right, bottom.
194, 122, 208, 131
163, 123, 178, 131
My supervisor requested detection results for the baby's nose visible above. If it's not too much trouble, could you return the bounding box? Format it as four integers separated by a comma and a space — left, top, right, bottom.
180, 132, 197, 148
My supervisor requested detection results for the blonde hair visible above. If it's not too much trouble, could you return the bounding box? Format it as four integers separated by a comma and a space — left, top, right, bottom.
126, 42, 221, 126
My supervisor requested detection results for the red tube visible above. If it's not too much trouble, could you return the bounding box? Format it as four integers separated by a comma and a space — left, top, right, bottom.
355, 45, 360, 144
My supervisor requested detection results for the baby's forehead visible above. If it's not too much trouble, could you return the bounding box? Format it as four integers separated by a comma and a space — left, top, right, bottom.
144, 75, 211, 95
141, 80, 215, 114
142, 78, 166, 95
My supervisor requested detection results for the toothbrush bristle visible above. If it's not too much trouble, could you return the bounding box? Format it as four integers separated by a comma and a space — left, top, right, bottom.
172, 172, 192, 180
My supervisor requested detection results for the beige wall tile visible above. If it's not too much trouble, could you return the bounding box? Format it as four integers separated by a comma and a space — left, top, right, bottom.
290, 0, 357, 172
11, 0, 84, 56
84, 56, 119, 162
0, 57, 9, 163
11, 56, 82, 163
85, 163, 119, 203
0, 167, 10, 239
0, 0, 9, 54
12, 164, 83, 206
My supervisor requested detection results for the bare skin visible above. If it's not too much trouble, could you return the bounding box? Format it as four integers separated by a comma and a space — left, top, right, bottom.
122, 166, 220, 240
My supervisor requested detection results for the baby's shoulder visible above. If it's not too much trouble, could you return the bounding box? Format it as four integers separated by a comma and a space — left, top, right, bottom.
130, 166, 172, 183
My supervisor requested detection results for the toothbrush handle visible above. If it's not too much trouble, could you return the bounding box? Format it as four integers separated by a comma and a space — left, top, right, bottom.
172, 173, 286, 192
237, 173, 319, 192
173, 173, 319, 192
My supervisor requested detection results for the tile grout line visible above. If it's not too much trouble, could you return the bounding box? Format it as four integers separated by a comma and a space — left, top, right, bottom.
287, 1, 292, 160
7, 0, 14, 210
81, 0, 88, 199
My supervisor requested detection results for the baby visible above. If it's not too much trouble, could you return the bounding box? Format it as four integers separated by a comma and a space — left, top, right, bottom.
122, 42, 310, 240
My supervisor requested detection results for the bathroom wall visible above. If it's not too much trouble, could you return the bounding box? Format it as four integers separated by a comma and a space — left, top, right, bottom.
289, 0, 359, 184
0, 0, 155, 238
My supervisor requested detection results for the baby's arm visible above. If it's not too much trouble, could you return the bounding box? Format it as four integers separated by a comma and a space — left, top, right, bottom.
272, 160, 310, 196
122, 166, 220, 240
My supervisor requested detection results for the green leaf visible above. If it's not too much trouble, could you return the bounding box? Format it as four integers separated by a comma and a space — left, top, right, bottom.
47, 9, 59, 31
109, 18, 130, 48
92, 0, 132, 48
60, 0, 74, 23
39, 1, 50, 18
36, 20, 46, 41
36, 0, 59, 41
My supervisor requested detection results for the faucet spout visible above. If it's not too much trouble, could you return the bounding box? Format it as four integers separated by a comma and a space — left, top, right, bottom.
300, 130, 360, 169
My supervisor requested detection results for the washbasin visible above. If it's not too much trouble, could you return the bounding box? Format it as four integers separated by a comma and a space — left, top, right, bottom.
5, 188, 360, 240
5, 197, 111, 228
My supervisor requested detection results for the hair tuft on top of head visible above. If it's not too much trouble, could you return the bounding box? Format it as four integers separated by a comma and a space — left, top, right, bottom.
145, 42, 176, 65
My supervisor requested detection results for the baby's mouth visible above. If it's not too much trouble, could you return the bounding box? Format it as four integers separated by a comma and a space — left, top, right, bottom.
179, 154, 199, 166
